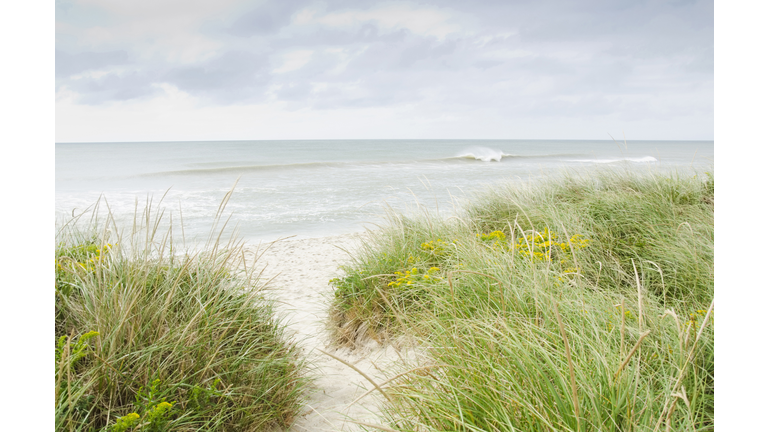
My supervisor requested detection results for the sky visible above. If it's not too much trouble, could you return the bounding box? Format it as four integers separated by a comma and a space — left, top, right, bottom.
54, 0, 714, 142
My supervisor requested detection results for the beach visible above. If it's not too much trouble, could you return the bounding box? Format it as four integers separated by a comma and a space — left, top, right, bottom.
247, 233, 420, 431
55, 141, 714, 430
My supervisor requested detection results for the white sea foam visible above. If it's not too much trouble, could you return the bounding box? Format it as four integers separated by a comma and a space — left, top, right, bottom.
455, 146, 510, 162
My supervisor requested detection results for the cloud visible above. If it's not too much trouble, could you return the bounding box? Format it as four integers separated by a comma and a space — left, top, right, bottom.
165, 50, 271, 102
55, 0, 713, 140
296, 2, 464, 39
55, 49, 132, 77
228, 1, 308, 36
272, 49, 315, 73
62, 72, 161, 104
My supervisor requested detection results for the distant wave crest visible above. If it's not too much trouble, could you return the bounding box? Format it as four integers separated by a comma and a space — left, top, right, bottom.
451, 147, 513, 162
146, 161, 344, 176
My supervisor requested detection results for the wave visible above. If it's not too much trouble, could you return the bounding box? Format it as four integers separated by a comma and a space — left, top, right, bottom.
449, 146, 509, 162
140, 149, 616, 177
144, 161, 349, 176
446, 147, 586, 163
566, 156, 658, 164
142, 156, 498, 177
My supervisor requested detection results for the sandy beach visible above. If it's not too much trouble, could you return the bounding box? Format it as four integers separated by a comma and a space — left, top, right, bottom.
246, 233, 420, 432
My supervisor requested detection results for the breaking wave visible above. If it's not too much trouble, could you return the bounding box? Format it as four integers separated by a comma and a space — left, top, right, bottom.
451, 147, 514, 162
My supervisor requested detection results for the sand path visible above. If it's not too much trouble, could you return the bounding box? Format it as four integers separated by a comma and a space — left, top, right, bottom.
246, 234, 414, 432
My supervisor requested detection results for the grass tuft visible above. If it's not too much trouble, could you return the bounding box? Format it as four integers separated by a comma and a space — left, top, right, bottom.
330, 168, 714, 431
55, 196, 308, 431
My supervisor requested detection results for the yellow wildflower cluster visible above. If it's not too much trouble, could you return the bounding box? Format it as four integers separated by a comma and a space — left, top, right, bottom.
420, 239, 450, 256
145, 400, 175, 424
476, 230, 507, 251
55, 330, 100, 367
476, 231, 506, 242
569, 234, 590, 249
112, 412, 140, 432
687, 309, 708, 327
388, 267, 441, 287
112, 400, 175, 432
56, 243, 115, 272
516, 228, 589, 261
557, 266, 580, 282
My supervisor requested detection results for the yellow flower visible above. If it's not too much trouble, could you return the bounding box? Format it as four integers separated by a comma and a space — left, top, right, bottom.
155, 401, 173, 411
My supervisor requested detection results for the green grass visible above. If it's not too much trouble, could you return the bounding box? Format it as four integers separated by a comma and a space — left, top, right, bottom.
330, 169, 714, 431
55, 198, 309, 431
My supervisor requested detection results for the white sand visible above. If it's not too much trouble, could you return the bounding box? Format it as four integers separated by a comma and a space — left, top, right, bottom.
245, 233, 420, 432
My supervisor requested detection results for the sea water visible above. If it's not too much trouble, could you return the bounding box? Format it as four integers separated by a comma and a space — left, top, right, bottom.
56, 139, 713, 243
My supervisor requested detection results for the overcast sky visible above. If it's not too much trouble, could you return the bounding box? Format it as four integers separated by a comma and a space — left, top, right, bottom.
55, 0, 713, 142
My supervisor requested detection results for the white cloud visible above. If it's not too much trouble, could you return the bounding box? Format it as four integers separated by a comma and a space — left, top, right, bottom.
59, 0, 249, 63
481, 48, 534, 61
272, 50, 314, 73
72, 0, 247, 21
69, 69, 111, 80
297, 3, 465, 39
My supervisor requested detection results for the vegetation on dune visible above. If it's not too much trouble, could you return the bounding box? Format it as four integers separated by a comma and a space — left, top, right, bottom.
330, 169, 714, 431
55, 199, 308, 431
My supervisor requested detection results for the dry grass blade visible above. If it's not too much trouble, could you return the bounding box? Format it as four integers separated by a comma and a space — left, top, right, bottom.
633, 259, 643, 330
318, 349, 393, 403
614, 330, 652, 381
347, 364, 449, 408
374, 286, 408, 331
554, 302, 580, 431
347, 420, 400, 432
655, 299, 715, 431
619, 299, 626, 357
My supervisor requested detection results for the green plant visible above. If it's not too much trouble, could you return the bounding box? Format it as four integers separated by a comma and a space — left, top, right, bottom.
55, 195, 308, 431
330, 168, 714, 431
110, 379, 177, 432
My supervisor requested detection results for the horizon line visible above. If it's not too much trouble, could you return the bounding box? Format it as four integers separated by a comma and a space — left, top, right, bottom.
55, 137, 716, 144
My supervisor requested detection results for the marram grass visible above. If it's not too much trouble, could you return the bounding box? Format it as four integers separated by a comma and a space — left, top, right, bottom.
55, 197, 308, 431
330, 169, 714, 431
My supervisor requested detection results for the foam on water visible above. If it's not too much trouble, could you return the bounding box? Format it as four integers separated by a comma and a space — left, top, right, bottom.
454, 146, 510, 162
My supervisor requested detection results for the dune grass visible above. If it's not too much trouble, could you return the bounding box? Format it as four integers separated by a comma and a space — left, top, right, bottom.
55, 198, 308, 431
330, 169, 714, 431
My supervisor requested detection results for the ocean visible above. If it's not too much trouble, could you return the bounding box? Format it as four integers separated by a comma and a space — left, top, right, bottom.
56, 139, 714, 244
